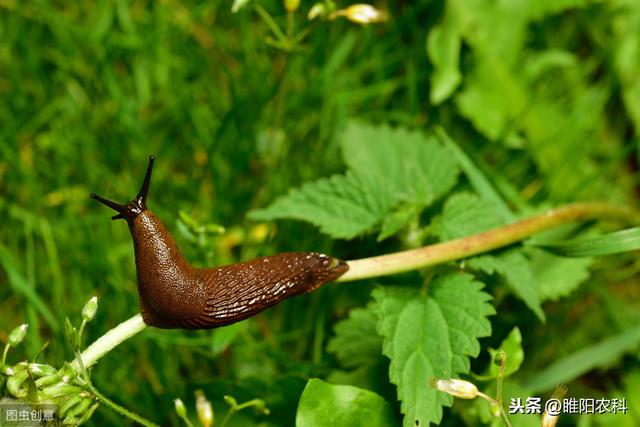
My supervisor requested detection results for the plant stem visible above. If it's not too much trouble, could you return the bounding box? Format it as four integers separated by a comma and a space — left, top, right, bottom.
72, 202, 640, 371
1, 344, 10, 367
336, 202, 640, 282
86, 380, 160, 427
71, 314, 146, 371
254, 4, 287, 43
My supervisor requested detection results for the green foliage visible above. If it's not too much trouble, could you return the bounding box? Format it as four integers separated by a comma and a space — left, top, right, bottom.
539, 227, 640, 257
373, 273, 494, 426
3, 0, 640, 425
296, 379, 397, 427
250, 122, 459, 239
326, 304, 381, 369
249, 171, 400, 239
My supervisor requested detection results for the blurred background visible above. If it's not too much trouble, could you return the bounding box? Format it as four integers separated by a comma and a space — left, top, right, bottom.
1, 0, 640, 425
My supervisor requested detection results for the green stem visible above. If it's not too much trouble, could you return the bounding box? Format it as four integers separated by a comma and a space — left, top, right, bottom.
1, 344, 10, 367
71, 314, 146, 371
336, 202, 640, 282
86, 381, 160, 427
254, 4, 287, 43
73, 202, 640, 371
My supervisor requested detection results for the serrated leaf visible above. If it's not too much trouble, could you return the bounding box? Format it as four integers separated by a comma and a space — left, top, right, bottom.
250, 122, 460, 239
340, 121, 459, 208
431, 192, 503, 241
373, 273, 494, 426
296, 379, 398, 427
527, 248, 591, 301
468, 250, 545, 321
327, 304, 383, 368
248, 171, 400, 239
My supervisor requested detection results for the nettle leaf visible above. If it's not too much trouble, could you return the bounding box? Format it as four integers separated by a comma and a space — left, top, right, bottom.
432, 192, 544, 320
340, 121, 459, 208
468, 250, 545, 321
527, 248, 591, 301
431, 192, 503, 241
296, 379, 398, 427
250, 122, 459, 239
327, 304, 383, 368
248, 171, 400, 239
373, 273, 494, 427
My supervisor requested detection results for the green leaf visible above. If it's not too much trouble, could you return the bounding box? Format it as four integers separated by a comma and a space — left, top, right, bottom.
537, 227, 640, 257
468, 250, 545, 321
210, 320, 247, 356
340, 121, 459, 208
485, 327, 524, 379
427, 14, 462, 104
612, 1, 640, 132
327, 304, 383, 368
377, 205, 418, 242
248, 171, 400, 239
250, 121, 460, 239
524, 326, 640, 394
296, 379, 398, 427
373, 273, 494, 426
436, 128, 515, 222
527, 248, 591, 301
431, 192, 503, 241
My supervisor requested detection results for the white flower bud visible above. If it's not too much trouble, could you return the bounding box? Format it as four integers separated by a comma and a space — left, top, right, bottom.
174, 398, 187, 418
195, 390, 214, 427
82, 296, 98, 322
332, 4, 388, 24
8, 324, 28, 347
431, 378, 479, 399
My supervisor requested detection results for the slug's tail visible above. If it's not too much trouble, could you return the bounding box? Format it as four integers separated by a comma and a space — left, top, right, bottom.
91, 155, 155, 221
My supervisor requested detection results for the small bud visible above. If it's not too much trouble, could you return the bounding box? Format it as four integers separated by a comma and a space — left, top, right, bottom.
308, 3, 327, 20
430, 378, 479, 399
331, 4, 388, 24
284, 0, 300, 12
195, 390, 214, 427
224, 395, 237, 407
253, 399, 270, 415
82, 296, 98, 322
174, 398, 187, 418
8, 324, 28, 347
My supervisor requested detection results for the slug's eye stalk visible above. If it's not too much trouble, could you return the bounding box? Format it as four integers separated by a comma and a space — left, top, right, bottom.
91, 155, 155, 221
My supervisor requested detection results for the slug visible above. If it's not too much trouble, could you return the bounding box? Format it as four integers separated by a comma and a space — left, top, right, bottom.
90, 156, 349, 329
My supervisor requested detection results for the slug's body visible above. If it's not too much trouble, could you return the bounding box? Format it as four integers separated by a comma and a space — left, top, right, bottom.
91, 156, 348, 329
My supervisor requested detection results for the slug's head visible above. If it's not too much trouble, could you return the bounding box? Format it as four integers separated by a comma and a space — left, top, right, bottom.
306, 252, 349, 283
91, 155, 155, 222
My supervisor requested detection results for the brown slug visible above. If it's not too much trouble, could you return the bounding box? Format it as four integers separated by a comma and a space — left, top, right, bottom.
90, 156, 349, 329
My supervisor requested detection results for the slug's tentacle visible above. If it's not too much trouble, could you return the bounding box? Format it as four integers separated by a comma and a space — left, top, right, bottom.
91, 156, 349, 330
90, 155, 155, 221
136, 154, 154, 207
